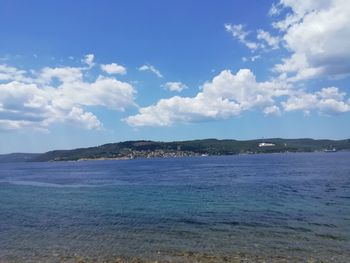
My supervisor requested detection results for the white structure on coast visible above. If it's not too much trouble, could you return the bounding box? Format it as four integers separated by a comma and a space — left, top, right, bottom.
258, 142, 276, 147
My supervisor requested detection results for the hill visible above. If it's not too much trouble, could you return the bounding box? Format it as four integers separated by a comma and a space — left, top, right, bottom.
31, 138, 350, 162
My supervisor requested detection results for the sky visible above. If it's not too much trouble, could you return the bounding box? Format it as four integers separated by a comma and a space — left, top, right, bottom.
0, 0, 350, 153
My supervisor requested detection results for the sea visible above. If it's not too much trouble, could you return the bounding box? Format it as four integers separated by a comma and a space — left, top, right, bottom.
0, 152, 349, 262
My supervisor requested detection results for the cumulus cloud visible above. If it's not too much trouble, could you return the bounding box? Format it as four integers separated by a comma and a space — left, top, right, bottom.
82, 54, 95, 68
271, 0, 333, 31
66, 107, 102, 130
272, 0, 350, 81
0, 55, 136, 131
101, 63, 127, 75
226, 1, 350, 81
138, 64, 163, 78
39, 67, 83, 84
126, 67, 350, 127
0, 64, 31, 83
162, 81, 188, 92
126, 69, 289, 127
282, 87, 350, 114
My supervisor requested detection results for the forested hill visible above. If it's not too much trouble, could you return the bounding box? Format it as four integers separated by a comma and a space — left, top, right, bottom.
30, 138, 350, 162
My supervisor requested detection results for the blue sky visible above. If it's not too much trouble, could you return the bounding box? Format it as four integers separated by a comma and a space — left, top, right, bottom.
0, 0, 349, 153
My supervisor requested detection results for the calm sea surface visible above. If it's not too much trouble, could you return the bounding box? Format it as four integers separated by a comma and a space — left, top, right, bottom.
0, 152, 349, 262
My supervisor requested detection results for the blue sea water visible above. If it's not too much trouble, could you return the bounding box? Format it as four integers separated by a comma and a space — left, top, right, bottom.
0, 152, 350, 262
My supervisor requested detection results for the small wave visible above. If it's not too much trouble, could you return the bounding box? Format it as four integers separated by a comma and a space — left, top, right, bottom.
308, 222, 337, 228
177, 219, 208, 226
0, 180, 109, 188
284, 225, 313, 233
337, 195, 350, 199
315, 233, 347, 241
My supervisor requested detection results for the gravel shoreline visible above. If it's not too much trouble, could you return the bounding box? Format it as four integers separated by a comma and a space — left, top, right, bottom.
0, 251, 331, 263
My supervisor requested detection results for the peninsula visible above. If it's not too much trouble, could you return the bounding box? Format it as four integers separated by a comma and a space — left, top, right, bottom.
26, 138, 350, 162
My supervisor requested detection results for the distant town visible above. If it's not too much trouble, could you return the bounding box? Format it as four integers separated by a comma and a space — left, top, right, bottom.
76, 149, 205, 161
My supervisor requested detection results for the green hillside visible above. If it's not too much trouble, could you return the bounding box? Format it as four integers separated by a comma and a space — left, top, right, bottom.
31, 138, 350, 162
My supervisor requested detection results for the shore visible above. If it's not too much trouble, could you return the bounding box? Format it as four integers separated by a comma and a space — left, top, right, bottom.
70, 150, 343, 163
1, 251, 330, 263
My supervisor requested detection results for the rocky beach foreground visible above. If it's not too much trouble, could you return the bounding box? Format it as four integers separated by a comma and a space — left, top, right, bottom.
2, 251, 329, 263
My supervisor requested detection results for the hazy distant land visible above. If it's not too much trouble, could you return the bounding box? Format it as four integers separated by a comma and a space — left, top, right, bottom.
1, 138, 349, 163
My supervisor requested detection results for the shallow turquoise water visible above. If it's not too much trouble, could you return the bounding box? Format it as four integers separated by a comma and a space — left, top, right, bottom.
0, 152, 350, 262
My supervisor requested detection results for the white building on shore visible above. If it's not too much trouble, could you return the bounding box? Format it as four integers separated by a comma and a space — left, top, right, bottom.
258, 142, 276, 147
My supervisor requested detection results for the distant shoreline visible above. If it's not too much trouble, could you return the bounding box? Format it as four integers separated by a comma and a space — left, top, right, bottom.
1, 138, 349, 163
60, 149, 347, 163
3, 251, 323, 263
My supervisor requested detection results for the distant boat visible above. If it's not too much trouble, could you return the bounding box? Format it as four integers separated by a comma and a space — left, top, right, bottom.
324, 148, 337, 153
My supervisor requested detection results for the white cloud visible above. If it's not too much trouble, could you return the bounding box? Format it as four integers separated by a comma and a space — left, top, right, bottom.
273, 0, 350, 81
242, 55, 261, 63
126, 0, 350, 127
39, 67, 83, 84
225, 24, 281, 52
126, 66, 350, 127
272, 0, 332, 31
82, 54, 95, 68
138, 64, 163, 78
0, 64, 31, 83
269, 2, 283, 16
282, 87, 350, 114
86, 76, 137, 110
0, 119, 48, 132
0, 81, 57, 131
126, 69, 289, 127
66, 107, 102, 130
225, 24, 259, 50
226, 1, 350, 81
257, 30, 280, 49
0, 55, 137, 132
264, 105, 281, 116
162, 81, 188, 92
101, 63, 127, 75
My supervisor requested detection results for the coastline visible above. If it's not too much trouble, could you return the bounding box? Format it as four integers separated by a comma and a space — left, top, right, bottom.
67, 150, 346, 163
1, 251, 328, 263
